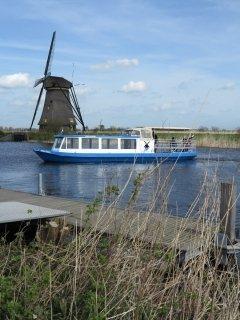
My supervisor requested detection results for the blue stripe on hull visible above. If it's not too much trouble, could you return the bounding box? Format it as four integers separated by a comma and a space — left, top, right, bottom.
34, 149, 197, 164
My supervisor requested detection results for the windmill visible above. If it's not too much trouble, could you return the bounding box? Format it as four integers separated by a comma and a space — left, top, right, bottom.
30, 31, 85, 132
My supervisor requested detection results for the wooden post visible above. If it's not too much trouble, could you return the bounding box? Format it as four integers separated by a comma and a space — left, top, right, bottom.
220, 182, 236, 243
38, 173, 44, 196
215, 232, 228, 266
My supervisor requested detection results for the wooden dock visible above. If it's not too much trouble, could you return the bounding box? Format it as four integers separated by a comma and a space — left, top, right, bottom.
0, 132, 29, 142
0, 188, 211, 263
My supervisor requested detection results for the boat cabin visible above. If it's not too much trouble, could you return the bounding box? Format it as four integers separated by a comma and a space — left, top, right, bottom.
53, 133, 153, 154
52, 127, 196, 154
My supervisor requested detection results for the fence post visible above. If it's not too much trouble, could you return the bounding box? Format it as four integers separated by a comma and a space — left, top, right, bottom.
219, 182, 236, 243
38, 173, 44, 196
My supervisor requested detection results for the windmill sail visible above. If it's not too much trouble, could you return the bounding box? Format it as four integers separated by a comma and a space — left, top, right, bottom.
29, 85, 44, 130
44, 31, 56, 77
30, 31, 56, 130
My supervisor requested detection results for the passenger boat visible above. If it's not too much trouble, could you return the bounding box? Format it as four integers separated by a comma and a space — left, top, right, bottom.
34, 127, 197, 163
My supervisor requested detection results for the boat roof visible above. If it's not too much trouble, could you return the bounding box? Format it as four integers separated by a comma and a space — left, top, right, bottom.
133, 126, 192, 132
55, 134, 140, 139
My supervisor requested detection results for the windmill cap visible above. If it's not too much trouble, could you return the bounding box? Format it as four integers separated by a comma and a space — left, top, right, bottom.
43, 76, 72, 89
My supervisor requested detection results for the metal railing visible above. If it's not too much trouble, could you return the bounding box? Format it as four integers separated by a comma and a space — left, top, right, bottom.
155, 139, 196, 153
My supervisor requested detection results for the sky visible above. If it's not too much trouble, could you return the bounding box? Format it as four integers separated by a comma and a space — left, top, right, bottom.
0, 0, 240, 129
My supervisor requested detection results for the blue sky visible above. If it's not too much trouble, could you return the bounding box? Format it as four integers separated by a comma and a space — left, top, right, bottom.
0, 0, 240, 129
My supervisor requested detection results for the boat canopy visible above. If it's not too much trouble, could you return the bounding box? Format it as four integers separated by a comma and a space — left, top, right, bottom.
142, 126, 192, 132
126, 127, 192, 139
125, 127, 153, 139
152, 127, 193, 132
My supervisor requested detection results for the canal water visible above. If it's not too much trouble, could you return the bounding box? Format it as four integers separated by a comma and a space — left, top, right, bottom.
0, 142, 239, 220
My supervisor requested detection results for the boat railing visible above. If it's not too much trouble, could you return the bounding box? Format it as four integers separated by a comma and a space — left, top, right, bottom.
154, 139, 196, 153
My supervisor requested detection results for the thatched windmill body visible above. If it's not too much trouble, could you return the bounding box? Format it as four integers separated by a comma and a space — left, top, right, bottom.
30, 32, 85, 132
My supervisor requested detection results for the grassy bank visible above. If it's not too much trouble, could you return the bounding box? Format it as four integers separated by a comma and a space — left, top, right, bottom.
2, 224, 238, 320
157, 132, 240, 148
195, 132, 240, 148
0, 167, 239, 319
28, 131, 55, 142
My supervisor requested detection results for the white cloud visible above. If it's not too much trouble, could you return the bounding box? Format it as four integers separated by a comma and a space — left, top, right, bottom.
91, 58, 139, 70
151, 100, 178, 112
0, 73, 31, 89
75, 86, 92, 96
121, 81, 147, 93
115, 58, 139, 67
218, 82, 235, 91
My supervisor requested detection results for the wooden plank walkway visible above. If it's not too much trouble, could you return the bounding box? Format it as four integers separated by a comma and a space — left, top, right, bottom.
0, 188, 210, 260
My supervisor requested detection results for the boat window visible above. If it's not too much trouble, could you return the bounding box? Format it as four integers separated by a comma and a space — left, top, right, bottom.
82, 138, 99, 149
121, 139, 136, 149
54, 138, 63, 148
131, 130, 140, 136
102, 138, 118, 149
140, 129, 152, 139
61, 138, 67, 149
66, 138, 79, 149
125, 129, 140, 136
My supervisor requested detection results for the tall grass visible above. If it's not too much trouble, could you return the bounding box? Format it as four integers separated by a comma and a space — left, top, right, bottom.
28, 131, 55, 142
193, 132, 240, 148
157, 132, 240, 148
0, 164, 239, 319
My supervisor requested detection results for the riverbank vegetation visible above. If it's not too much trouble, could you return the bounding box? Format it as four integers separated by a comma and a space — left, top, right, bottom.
2, 225, 239, 319
0, 167, 239, 319
157, 131, 240, 148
